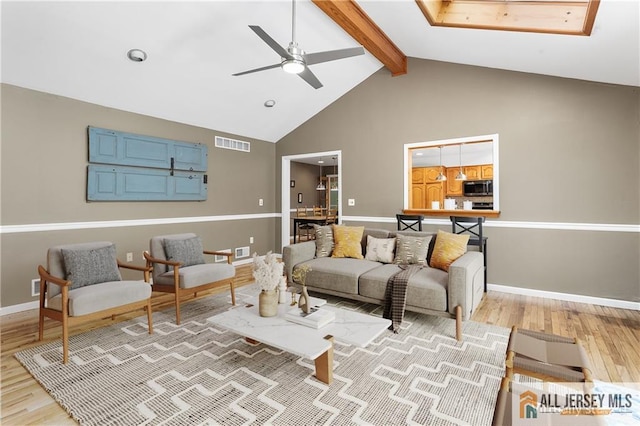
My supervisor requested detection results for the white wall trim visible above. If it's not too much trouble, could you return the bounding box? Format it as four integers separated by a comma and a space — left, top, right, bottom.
3, 214, 636, 235
0, 213, 280, 234
488, 283, 640, 311
342, 215, 640, 233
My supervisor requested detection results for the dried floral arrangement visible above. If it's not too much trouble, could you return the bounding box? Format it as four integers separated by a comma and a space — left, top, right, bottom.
291, 264, 311, 287
252, 251, 284, 291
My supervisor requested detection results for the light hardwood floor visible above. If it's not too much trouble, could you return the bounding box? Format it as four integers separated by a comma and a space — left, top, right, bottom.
2, 264, 639, 425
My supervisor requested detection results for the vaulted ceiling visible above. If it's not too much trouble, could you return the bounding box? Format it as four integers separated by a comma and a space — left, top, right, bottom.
2, 0, 638, 143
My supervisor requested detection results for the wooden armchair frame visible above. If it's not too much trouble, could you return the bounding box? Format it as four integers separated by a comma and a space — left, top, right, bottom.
38, 261, 153, 364
144, 250, 235, 325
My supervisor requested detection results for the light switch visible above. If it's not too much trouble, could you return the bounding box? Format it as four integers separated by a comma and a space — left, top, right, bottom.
259, 198, 264, 206
348, 199, 355, 206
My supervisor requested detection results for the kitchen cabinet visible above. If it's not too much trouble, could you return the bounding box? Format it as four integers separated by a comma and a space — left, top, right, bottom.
445, 168, 463, 196
411, 184, 426, 209
424, 166, 442, 182
481, 164, 493, 179
426, 182, 444, 208
464, 165, 481, 180
412, 168, 425, 184
411, 167, 445, 208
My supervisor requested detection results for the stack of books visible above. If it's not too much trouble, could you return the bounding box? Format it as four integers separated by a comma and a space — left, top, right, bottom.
285, 307, 335, 329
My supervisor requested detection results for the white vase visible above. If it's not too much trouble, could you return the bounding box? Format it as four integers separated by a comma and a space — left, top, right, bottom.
278, 277, 287, 304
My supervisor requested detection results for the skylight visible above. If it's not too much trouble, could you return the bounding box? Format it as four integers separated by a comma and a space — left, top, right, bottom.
415, 0, 600, 36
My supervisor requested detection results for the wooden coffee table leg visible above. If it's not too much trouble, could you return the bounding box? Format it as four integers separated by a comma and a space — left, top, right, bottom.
314, 335, 334, 384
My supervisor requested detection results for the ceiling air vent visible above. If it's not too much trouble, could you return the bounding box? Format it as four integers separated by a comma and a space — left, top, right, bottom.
215, 136, 250, 153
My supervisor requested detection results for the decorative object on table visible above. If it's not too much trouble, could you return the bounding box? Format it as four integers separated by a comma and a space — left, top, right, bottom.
278, 276, 288, 304
291, 264, 312, 314
289, 288, 298, 306
252, 251, 284, 317
285, 306, 335, 329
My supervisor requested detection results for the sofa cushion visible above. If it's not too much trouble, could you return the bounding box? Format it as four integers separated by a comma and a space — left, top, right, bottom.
364, 235, 396, 263
61, 244, 122, 290
154, 263, 235, 289
163, 236, 205, 269
48, 280, 150, 316
391, 231, 438, 265
359, 264, 448, 312
430, 230, 469, 272
292, 257, 381, 295
394, 234, 431, 265
331, 225, 365, 259
313, 224, 334, 258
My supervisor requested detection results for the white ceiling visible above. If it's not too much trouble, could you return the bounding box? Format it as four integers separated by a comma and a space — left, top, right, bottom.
2, 0, 638, 143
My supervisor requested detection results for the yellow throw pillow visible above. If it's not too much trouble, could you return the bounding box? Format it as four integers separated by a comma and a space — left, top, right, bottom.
430, 230, 470, 272
331, 225, 365, 259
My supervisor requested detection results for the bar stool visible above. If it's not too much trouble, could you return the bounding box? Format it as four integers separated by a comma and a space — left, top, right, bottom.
451, 216, 487, 291
396, 214, 424, 231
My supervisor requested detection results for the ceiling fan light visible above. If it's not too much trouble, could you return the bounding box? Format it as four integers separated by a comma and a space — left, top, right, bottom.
282, 59, 305, 74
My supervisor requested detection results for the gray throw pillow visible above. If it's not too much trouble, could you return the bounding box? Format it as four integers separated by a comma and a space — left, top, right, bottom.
61, 244, 122, 290
394, 234, 432, 265
314, 224, 334, 258
164, 236, 205, 268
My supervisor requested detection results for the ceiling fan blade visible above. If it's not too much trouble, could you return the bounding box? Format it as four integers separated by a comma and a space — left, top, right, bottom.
298, 67, 323, 89
249, 25, 292, 60
303, 46, 365, 66
232, 63, 281, 77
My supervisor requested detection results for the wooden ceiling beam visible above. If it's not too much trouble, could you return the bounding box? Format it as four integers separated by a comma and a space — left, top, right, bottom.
416, 0, 600, 36
312, 0, 407, 76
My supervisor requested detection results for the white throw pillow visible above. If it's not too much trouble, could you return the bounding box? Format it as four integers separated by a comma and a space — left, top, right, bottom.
364, 235, 396, 263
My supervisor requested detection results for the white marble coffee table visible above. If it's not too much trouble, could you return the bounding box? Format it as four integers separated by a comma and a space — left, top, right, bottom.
207, 296, 391, 384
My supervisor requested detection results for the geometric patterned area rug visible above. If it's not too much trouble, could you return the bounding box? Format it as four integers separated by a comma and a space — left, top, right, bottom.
15, 285, 509, 426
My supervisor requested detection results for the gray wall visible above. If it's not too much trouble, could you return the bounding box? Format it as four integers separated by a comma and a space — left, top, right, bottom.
276, 58, 640, 302
1, 84, 277, 308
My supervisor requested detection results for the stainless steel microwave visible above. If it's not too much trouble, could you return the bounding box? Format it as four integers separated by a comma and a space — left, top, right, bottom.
463, 180, 493, 196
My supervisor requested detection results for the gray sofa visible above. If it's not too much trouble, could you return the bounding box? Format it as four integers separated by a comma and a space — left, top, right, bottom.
283, 228, 485, 340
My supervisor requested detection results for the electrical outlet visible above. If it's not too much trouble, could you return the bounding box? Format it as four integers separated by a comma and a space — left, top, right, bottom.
348, 198, 355, 206
259, 198, 264, 206
126, 252, 133, 262
250, 236, 254, 244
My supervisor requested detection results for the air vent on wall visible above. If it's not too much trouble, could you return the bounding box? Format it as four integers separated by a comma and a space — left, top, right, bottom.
215, 136, 250, 153
235, 246, 250, 259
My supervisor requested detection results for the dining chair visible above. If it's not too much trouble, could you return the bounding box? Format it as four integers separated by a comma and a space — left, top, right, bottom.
296, 206, 314, 242
396, 214, 424, 231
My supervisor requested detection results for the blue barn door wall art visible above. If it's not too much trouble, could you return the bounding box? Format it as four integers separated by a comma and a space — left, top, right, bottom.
87, 126, 208, 201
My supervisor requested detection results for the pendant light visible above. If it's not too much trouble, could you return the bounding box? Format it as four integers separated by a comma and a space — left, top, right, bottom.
455, 144, 467, 181
316, 162, 326, 190
435, 146, 447, 181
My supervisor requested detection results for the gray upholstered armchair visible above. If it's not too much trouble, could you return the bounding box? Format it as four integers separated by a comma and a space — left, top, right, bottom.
144, 233, 236, 324
38, 241, 153, 364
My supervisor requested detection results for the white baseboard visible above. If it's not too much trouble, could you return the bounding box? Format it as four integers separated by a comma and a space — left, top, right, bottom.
0, 257, 273, 317
0, 300, 39, 316
487, 283, 640, 311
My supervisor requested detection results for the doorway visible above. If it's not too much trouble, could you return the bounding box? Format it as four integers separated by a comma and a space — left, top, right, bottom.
281, 150, 342, 250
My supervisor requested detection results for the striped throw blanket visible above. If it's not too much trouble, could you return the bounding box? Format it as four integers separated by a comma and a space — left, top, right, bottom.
383, 264, 423, 333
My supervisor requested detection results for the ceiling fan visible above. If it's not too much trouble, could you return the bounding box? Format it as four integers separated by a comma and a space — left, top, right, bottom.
232, 0, 365, 89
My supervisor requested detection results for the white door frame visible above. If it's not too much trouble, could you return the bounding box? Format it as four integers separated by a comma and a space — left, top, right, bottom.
281, 150, 342, 251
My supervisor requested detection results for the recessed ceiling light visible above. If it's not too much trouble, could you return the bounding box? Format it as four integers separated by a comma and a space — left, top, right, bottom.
127, 49, 147, 62
318, 160, 324, 164
415, 152, 423, 156
264, 99, 276, 108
